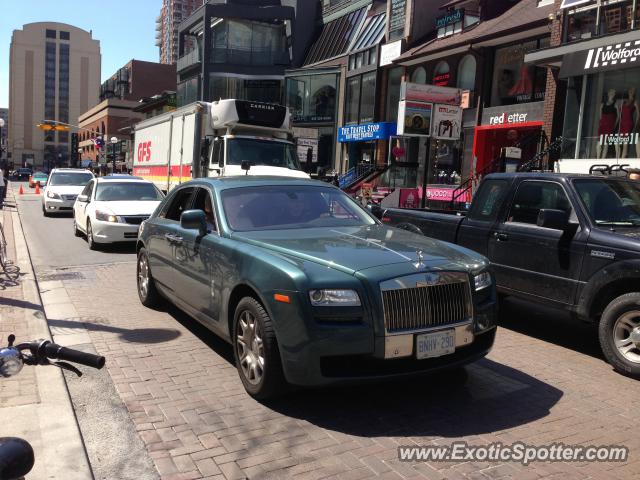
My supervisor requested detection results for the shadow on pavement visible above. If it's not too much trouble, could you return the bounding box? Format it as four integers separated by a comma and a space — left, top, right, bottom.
47, 318, 181, 344
0, 265, 23, 290
498, 296, 603, 360
0, 295, 41, 311
264, 358, 563, 438
91, 243, 138, 255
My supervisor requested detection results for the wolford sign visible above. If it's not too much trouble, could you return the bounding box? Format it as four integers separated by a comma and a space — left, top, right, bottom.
559, 38, 640, 78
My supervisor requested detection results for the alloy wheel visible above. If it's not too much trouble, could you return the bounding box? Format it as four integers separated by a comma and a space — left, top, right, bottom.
235, 310, 265, 385
613, 311, 640, 364
138, 254, 149, 300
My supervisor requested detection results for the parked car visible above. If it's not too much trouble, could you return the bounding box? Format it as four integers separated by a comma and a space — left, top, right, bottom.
73, 176, 164, 249
42, 168, 95, 216
29, 172, 48, 188
135, 177, 498, 399
14, 168, 33, 180
374, 172, 640, 378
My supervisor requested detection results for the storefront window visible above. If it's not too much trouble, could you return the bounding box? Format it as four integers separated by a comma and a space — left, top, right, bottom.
433, 61, 451, 87
457, 55, 477, 92
411, 67, 427, 84
177, 76, 198, 106
285, 73, 338, 123
386, 67, 403, 122
428, 139, 462, 185
576, 67, 640, 159
360, 72, 376, 123
345, 77, 360, 125
490, 38, 548, 106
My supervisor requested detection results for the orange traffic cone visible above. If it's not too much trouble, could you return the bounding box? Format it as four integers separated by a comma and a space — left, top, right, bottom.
35, 183, 41, 195
18, 185, 24, 195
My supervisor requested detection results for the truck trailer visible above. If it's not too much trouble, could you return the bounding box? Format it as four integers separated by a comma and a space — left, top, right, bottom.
132, 99, 309, 192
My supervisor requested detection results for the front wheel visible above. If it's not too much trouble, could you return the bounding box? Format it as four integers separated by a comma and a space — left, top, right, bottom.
599, 293, 640, 379
233, 297, 286, 399
86, 220, 98, 250
73, 217, 81, 237
137, 248, 160, 307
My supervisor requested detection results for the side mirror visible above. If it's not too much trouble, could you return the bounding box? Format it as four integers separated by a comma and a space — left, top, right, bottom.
537, 209, 569, 230
180, 209, 207, 236
77, 194, 88, 203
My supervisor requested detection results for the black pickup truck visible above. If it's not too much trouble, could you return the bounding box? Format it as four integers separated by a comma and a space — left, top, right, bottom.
373, 172, 640, 378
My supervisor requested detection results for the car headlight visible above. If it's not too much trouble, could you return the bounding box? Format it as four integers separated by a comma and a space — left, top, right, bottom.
46, 190, 61, 199
309, 289, 361, 306
95, 210, 119, 223
474, 272, 492, 291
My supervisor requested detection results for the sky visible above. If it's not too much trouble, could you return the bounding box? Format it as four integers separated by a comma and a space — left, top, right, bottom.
0, 0, 162, 108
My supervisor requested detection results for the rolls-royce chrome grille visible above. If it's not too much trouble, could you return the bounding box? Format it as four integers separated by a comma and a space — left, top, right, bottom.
381, 273, 472, 333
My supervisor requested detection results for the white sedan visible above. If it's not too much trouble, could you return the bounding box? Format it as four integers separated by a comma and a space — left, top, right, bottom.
73, 175, 164, 249
42, 168, 95, 216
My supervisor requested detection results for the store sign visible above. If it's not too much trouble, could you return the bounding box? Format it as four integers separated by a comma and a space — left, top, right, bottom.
338, 122, 397, 142
560, 39, 640, 78
600, 133, 640, 146
297, 138, 318, 163
389, 0, 407, 38
432, 105, 463, 140
425, 186, 469, 202
380, 40, 403, 66
436, 9, 464, 28
397, 101, 432, 136
481, 102, 544, 125
401, 82, 462, 106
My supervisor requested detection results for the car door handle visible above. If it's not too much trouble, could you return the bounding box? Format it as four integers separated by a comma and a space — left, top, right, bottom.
164, 233, 178, 243
493, 232, 508, 241
172, 236, 183, 245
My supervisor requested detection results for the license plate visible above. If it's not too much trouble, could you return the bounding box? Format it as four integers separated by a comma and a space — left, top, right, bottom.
416, 330, 455, 359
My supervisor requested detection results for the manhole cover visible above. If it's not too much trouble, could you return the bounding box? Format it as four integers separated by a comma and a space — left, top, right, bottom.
38, 271, 85, 281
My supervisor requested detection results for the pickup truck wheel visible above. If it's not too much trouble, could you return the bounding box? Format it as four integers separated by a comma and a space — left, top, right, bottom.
599, 293, 640, 379
233, 297, 286, 400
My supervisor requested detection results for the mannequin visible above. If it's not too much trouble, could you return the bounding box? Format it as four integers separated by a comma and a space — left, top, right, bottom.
597, 88, 619, 159
619, 87, 639, 158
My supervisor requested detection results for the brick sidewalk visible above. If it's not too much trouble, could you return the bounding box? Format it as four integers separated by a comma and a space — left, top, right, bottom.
40, 259, 640, 480
0, 190, 93, 480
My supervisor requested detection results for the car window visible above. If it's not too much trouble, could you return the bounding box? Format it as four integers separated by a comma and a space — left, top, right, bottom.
49, 172, 94, 186
81, 180, 94, 198
162, 187, 195, 221
94, 182, 164, 202
574, 178, 640, 227
507, 181, 571, 225
191, 187, 216, 231
467, 179, 509, 222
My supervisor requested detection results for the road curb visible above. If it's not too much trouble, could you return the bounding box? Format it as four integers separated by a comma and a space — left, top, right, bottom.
10, 187, 95, 480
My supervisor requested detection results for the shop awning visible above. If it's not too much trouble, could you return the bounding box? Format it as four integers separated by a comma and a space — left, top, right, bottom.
351, 12, 386, 51
303, 7, 367, 66
524, 30, 640, 70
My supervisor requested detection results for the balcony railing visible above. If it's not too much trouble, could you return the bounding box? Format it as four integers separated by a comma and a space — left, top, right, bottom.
177, 49, 201, 72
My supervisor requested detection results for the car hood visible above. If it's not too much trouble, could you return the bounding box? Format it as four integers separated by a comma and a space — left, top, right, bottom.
233, 225, 485, 275
46, 185, 85, 195
93, 201, 162, 216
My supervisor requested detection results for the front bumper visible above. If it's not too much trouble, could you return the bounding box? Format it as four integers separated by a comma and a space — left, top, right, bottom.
272, 293, 498, 387
91, 219, 141, 243
43, 197, 76, 212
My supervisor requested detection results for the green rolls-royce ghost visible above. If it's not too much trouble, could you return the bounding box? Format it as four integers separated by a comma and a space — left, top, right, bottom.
136, 177, 498, 399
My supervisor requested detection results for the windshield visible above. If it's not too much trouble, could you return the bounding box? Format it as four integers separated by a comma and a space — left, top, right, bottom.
221, 185, 376, 231
49, 172, 93, 186
573, 178, 640, 227
95, 182, 164, 202
226, 138, 301, 170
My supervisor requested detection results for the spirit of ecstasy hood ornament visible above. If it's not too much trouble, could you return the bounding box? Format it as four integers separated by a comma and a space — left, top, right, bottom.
414, 249, 425, 269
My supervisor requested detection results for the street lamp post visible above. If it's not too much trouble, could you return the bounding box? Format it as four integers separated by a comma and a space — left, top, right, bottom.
110, 137, 118, 174
77, 148, 82, 168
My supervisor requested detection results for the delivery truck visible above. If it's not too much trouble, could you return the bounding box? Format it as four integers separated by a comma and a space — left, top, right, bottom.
132, 99, 309, 192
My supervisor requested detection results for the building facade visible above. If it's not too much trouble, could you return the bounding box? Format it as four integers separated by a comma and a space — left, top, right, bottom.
8, 22, 100, 170
0, 108, 7, 166
157, 0, 202, 64
99, 60, 176, 102
175, 0, 315, 107
526, 0, 640, 168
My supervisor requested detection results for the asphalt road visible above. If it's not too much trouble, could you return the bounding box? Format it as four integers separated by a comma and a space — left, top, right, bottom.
11, 181, 137, 270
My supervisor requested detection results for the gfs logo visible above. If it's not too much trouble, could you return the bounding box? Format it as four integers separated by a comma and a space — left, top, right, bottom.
137, 141, 151, 162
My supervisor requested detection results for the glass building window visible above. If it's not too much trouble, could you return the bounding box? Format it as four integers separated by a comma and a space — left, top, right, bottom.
211, 19, 287, 66
46, 29, 56, 39
208, 76, 282, 104
490, 38, 548, 106
44, 42, 56, 134
177, 76, 198, 106
360, 72, 376, 123
386, 67, 403, 122
345, 77, 360, 125
58, 43, 70, 143
285, 73, 337, 123
457, 54, 477, 92
564, 0, 636, 43
411, 67, 426, 84
59, 31, 70, 40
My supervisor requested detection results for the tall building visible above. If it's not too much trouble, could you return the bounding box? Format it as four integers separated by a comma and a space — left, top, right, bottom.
9, 22, 100, 169
0, 108, 7, 166
157, 0, 202, 64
